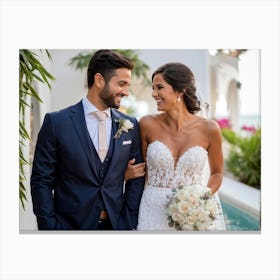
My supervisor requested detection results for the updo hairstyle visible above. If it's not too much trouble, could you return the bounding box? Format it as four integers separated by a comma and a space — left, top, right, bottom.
152, 63, 207, 114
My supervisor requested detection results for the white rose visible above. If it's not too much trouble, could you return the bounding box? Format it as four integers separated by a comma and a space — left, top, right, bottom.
181, 223, 194, 231
193, 208, 204, 219
195, 222, 208, 231
176, 189, 188, 201
114, 119, 134, 139
205, 199, 218, 215
187, 194, 199, 208
178, 201, 190, 214
171, 211, 184, 223
186, 214, 197, 225
122, 119, 134, 131
196, 216, 213, 230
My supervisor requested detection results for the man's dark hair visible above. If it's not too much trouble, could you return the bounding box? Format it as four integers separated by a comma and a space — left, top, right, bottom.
87, 49, 134, 89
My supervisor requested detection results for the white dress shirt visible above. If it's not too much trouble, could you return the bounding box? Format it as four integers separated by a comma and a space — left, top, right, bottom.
82, 97, 112, 152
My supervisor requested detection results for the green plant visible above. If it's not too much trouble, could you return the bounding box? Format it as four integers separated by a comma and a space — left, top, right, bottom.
222, 128, 261, 189
19, 49, 55, 208
68, 49, 151, 86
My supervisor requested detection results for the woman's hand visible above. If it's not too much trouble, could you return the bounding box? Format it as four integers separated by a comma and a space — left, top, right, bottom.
125, 158, 145, 181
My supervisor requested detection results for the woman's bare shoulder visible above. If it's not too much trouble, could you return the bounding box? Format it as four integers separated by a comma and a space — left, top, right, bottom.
139, 114, 164, 127
202, 118, 221, 136
194, 116, 220, 135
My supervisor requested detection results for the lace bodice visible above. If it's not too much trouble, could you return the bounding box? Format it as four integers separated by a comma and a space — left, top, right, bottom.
146, 141, 208, 189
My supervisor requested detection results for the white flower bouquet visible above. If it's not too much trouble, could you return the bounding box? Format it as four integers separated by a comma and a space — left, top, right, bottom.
166, 184, 219, 231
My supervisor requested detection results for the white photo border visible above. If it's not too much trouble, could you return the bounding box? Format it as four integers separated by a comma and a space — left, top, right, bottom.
1, 1, 279, 279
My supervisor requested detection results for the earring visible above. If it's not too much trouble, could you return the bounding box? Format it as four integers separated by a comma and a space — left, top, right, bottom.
177, 96, 181, 103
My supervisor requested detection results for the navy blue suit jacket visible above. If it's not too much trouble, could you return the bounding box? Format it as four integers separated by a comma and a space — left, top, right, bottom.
31, 101, 144, 230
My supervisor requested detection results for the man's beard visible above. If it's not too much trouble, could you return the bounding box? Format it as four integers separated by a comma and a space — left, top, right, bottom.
99, 85, 120, 109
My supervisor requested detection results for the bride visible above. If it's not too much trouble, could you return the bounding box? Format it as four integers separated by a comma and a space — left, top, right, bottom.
126, 62, 226, 231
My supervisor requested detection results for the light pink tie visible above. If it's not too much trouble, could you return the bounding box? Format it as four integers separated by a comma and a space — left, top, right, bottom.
93, 111, 108, 162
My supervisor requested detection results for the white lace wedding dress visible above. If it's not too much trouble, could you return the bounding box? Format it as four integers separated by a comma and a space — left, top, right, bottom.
137, 141, 226, 231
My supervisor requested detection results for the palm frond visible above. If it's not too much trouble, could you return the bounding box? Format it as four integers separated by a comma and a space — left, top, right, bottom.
19, 49, 54, 209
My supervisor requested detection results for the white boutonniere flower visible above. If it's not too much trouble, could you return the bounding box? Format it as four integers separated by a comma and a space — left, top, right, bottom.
114, 118, 134, 139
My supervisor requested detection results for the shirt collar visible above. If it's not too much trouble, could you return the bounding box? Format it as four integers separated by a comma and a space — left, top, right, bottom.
82, 97, 111, 118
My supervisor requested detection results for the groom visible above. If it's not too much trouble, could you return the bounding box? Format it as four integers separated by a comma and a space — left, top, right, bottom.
31, 49, 144, 230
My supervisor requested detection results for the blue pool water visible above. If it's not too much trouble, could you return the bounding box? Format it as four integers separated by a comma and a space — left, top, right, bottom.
220, 199, 260, 231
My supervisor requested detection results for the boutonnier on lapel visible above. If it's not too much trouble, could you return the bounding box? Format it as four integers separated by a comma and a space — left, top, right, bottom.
114, 118, 134, 139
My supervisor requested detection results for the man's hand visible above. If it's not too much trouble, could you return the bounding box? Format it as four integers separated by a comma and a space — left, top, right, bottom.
125, 158, 145, 181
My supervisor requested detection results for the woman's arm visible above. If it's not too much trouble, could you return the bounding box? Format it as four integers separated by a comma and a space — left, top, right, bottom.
206, 120, 224, 195
124, 115, 150, 181
124, 159, 145, 181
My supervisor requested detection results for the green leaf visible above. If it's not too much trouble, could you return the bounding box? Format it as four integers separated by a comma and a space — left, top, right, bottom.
19, 49, 55, 209
29, 85, 43, 103
224, 128, 261, 188
19, 96, 31, 109
19, 120, 31, 140
44, 49, 53, 62
32, 72, 44, 83
19, 181, 27, 210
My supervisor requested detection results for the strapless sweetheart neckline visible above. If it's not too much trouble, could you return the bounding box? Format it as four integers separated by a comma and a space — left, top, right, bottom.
148, 140, 208, 170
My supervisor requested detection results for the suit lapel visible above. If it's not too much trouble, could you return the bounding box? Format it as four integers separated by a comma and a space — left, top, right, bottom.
105, 109, 126, 175
70, 101, 100, 180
